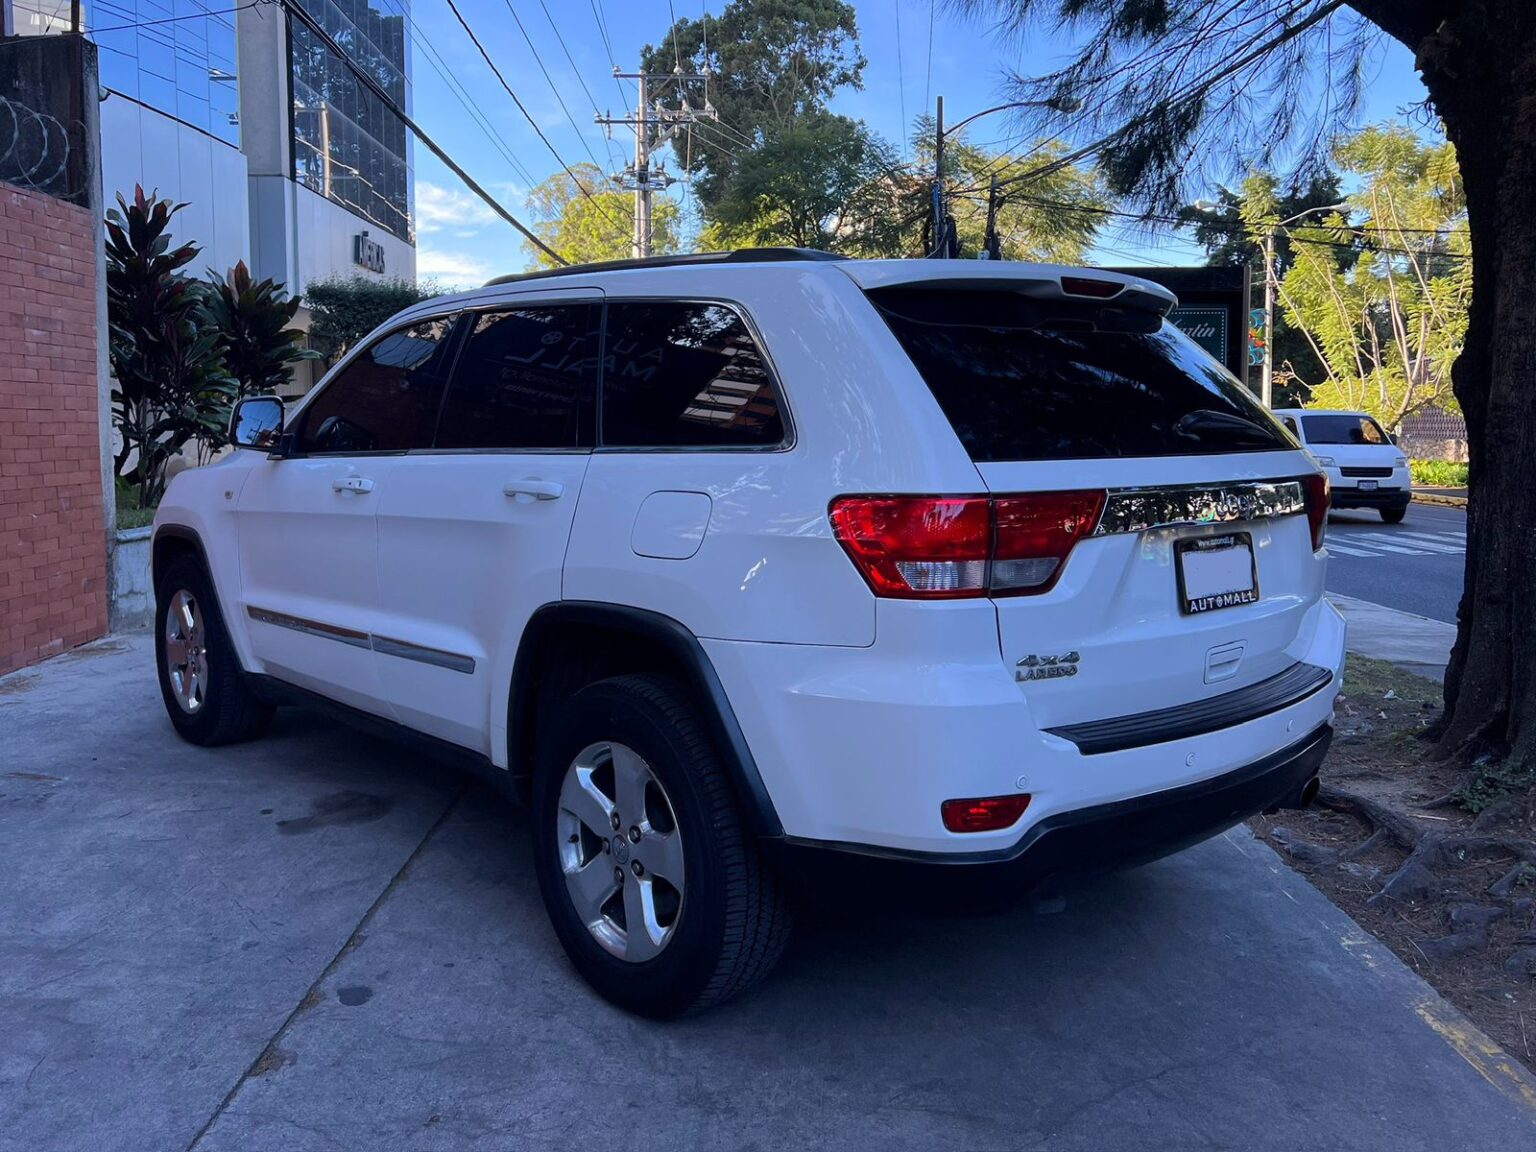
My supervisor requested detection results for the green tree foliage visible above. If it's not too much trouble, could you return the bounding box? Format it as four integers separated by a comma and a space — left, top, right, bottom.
1278, 127, 1468, 428
305, 274, 438, 361
642, 0, 865, 211
523, 163, 680, 268
911, 121, 1105, 262
704, 112, 900, 252
202, 259, 320, 412
1181, 172, 1347, 403
105, 186, 233, 510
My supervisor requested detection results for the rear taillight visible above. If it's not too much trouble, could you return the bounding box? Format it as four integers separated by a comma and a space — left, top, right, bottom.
829, 492, 1105, 600
1300, 473, 1330, 551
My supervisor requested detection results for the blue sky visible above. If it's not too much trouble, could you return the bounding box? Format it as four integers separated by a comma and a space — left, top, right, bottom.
405, 1, 1433, 288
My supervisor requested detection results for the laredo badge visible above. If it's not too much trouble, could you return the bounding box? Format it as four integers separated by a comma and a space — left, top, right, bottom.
1016, 652, 1081, 682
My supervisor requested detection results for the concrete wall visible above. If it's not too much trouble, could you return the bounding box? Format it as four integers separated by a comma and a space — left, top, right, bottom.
99, 94, 251, 277
0, 183, 109, 675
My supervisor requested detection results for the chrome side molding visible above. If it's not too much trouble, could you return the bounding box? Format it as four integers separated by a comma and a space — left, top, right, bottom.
246, 605, 477, 675
1092, 480, 1306, 537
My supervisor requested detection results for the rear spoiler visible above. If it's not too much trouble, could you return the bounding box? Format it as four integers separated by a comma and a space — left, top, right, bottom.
834, 262, 1178, 317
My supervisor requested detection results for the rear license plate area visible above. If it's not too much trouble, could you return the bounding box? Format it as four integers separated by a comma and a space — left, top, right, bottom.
1176, 533, 1258, 615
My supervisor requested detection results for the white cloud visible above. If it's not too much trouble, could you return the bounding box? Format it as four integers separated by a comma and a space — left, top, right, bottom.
414, 180, 506, 236
414, 245, 494, 290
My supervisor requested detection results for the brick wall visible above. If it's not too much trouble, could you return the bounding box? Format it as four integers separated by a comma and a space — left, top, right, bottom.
0, 183, 108, 676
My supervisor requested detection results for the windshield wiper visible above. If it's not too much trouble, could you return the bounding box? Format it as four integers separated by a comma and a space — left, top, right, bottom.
1173, 408, 1278, 445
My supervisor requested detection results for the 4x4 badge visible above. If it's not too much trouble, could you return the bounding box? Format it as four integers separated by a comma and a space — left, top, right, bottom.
1016, 651, 1081, 682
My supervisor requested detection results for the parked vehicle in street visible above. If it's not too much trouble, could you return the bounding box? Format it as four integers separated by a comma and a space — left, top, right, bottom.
1274, 408, 1412, 523
152, 250, 1344, 1016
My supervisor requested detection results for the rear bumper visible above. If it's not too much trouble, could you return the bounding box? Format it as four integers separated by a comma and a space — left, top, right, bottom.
766, 723, 1332, 899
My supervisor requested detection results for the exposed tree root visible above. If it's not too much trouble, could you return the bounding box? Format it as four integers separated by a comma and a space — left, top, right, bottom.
1267, 784, 1536, 963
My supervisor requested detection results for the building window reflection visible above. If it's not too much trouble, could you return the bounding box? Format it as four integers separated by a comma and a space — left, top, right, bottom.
89, 0, 240, 147
289, 0, 413, 243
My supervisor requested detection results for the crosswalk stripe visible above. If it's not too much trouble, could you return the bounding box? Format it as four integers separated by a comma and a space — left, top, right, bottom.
1334, 540, 1432, 555
1334, 538, 1462, 555
1332, 532, 1464, 555
1326, 543, 1380, 558
1388, 531, 1467, 547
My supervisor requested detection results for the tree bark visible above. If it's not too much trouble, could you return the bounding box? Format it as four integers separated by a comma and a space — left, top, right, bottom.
1371, 4, 1536, 763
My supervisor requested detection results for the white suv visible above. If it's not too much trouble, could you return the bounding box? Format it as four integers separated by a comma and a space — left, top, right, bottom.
1274, 408, 1412, 523
152, 250, 1344, 1016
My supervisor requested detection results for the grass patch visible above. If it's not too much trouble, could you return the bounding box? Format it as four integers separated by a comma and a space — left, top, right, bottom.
115, 480, 157, 530
1409, 459, 1468, 487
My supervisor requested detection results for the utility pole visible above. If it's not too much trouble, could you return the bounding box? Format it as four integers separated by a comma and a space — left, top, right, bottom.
597, 65, 718, 258
1261, 228, 1277, 409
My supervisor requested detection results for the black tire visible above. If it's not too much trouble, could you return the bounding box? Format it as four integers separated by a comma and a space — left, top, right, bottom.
531, 674, 792, 1017
154, 555, 274, 746
1380, 506, 1408, 524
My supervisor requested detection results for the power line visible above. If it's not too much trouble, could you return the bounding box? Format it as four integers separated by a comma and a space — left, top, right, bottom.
502, 0, 609, 174
377, 0, 539, 191
923, 0, 935, 112
277, 0, 566, 265
441, 0, 629, 238
538, 0, 621, 169
894, 0, 908, 158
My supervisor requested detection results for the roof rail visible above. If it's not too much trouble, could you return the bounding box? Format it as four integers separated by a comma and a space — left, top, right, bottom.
483, 247, 843, 287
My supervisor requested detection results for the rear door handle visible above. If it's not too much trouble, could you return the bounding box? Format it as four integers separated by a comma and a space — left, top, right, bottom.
503, 479, 564, 501
332, 476, 375, 494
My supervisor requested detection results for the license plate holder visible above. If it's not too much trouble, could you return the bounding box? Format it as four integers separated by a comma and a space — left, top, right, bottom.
1176, 533, 1258, 615
1358, 479, 1379, 491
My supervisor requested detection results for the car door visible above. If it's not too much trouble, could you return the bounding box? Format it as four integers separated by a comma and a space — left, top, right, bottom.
235, 312, 462, 716
373, 292, 601, 757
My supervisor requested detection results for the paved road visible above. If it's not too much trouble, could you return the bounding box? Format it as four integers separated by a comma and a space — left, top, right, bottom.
4, 636, 1536, 1150
1324, 501, 1467, 623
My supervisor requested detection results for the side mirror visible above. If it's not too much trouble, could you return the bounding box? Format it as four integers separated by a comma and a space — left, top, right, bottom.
231, 396, 285, 452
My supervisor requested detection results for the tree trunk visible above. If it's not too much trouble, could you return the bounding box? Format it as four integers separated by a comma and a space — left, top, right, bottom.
1405, 8, 1536, 763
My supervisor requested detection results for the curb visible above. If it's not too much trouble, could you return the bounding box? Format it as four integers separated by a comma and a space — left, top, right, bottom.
1411, 492, 1468, 508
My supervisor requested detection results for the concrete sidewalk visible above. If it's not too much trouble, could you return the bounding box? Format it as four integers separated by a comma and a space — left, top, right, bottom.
4, 636, 1536, 1150
1330, 592, 1458, 682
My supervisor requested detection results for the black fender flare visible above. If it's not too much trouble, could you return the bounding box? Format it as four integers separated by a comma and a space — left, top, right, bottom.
510, 602, 784, 839
151, 524, 213, 589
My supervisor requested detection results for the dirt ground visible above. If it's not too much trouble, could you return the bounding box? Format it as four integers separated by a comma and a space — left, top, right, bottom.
1250, 655, 1536, 1071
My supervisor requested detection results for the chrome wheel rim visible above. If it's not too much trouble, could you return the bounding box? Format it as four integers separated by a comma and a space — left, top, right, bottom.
164, 588, 207, 714
557, 741, 685, 962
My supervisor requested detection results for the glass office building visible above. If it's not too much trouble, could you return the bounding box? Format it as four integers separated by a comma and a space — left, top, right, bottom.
289, 0, 413, 243
92, 0, 241, 147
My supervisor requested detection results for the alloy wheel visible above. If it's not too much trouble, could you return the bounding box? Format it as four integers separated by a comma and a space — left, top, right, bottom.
163, 588, 207, 714
557, 741, 686, 962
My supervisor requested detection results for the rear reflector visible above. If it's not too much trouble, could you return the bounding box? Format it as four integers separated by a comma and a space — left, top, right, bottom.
1300, 472, 1330, 551
829, 492, 1104, 599
942, 794, 1032, 833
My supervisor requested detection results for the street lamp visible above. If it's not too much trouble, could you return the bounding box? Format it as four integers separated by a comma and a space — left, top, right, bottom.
931, 94, 1084, 259
1255, 201, 1347, 407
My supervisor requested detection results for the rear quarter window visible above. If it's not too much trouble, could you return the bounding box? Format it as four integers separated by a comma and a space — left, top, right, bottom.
869, 287, 1293, 462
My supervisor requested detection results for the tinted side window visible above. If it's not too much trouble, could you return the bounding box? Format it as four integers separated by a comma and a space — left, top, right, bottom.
435, 304, 599, 450
602, 302, 785, 448
293, 316, 459, 454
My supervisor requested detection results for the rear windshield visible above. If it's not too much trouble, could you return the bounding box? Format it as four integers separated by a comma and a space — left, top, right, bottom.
869, 287, 1293, 462
1301, 414, 1390, 445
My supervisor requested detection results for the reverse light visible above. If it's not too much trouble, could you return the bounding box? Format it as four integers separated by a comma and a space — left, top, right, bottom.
942, 794, 1032, 833
1300, 472, 1330, 551
828, 491, 1105, 600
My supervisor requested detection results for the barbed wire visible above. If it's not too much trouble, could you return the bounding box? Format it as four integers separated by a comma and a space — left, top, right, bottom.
0, 93, 91, 205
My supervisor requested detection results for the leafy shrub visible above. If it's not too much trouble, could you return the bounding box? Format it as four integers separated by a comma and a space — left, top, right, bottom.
1410, 460, 1469, 487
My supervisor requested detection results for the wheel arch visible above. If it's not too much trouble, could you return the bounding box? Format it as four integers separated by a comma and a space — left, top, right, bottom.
509, 602, 783, 838
152, 523, 211, 589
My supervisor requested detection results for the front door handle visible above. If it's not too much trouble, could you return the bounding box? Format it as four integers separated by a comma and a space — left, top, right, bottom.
332, 476, 375, 494
503, 479, 564, 501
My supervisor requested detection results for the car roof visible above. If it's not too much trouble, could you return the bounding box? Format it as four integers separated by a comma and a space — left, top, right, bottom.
467, 249, 1178, 314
